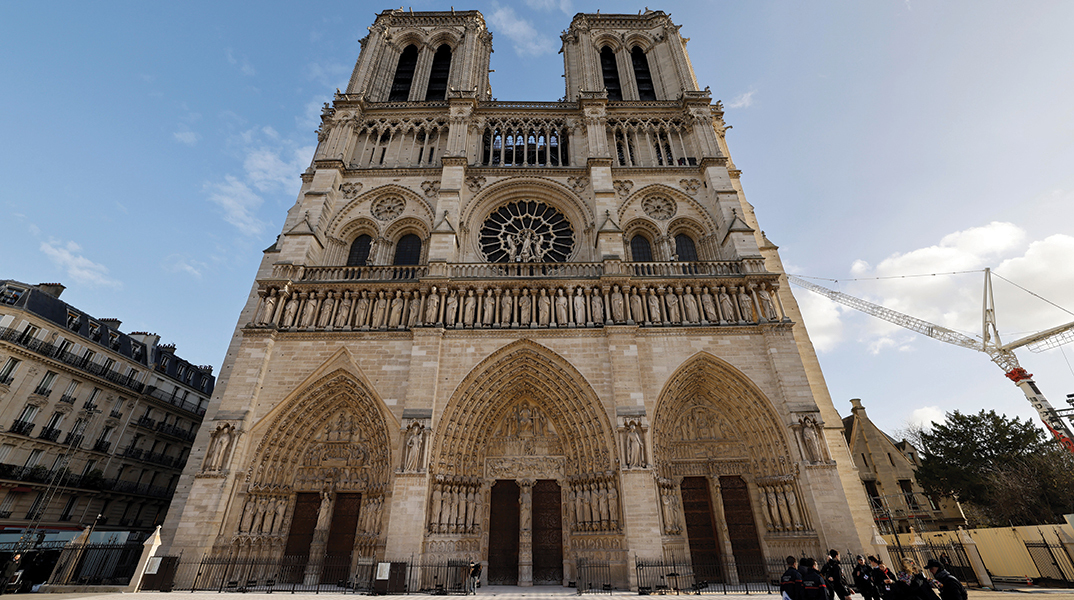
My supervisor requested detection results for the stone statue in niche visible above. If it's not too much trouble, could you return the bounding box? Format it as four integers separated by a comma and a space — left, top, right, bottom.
758, 284, 779, 321
318, 292, 335, 328
718, 286, 736, 322
610, 285, 625, 322
572, 288, 586, 325
463, 289, 476, 325
555, 288, 569, 325
682, 286, 700, 323
800, 415, 828, 462
403, 421, 425, 472
204, 423, 236, 471
444, 289, 459, 326
355, 291, 371, 328
701, 287, 718, 322
260, 289, 278, 325
538, 288, 551, 325
408, 292, 421, 327
647, 288, 662, 324
590, 290, 604, 323
625, 423, 645, 468
425, 286, 440, 324
629, 287, 644, 323
482, 289, 496, 325
519, 289, 532, 325
737, 286, 754, 322
282, 293, 299, 327
388, 291, 404, 327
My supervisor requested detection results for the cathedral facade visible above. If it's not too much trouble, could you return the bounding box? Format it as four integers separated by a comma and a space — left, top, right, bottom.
162, 9, 878, 589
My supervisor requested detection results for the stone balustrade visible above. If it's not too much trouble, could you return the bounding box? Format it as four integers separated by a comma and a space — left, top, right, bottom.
250, 260, 788, 332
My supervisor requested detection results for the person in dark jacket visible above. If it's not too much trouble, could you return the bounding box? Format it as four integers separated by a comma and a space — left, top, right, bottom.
869, 556, 896, 600
926, 560, 966, 600
822, 550, 853, 600
853, 555, 879, 600
801, 558, 829, 600
0, 554, 20, 596
781, 556, 803, 600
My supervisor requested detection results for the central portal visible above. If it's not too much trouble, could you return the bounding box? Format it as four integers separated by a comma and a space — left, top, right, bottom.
488, 480, 520, 584
532, 480, 563, 585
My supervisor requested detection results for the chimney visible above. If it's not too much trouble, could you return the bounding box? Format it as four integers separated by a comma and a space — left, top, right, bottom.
36, 283, 65, 299
850, 398, 865, 414
100, 318, 122, 330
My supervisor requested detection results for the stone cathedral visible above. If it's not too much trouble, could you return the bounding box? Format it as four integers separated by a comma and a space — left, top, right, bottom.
162, 9, 879, 589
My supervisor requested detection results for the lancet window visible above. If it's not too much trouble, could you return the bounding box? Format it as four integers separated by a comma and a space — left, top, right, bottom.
600, 46, 622, 101
607, 117, 695, 167
347, 235, 373, 267
632, 47, 656, 101
674, 233, 698, 262
393, 234, 423, 266
352, 117, 447, 168
425, 44, 452, 101
389, 45, 419, 101
480, 118, 570, 167
630, 235, 654, 262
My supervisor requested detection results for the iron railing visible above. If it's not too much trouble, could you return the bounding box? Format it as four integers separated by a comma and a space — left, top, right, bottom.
48, 542, 144, 586
1024, 540, 1074, 585
886, 541, 979, 586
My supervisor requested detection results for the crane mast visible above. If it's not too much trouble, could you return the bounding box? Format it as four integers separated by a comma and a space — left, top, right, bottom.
787, 272, 1074, 454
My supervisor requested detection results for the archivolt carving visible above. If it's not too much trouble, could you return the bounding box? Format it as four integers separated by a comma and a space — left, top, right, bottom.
430, 340, 616, 478
244, 369, 393, 496
651, 352, 794, 479
327, 184, 433, 239
618, 184, 717, 234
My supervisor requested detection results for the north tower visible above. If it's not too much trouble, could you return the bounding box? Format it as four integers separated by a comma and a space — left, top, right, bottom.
162, 9, 879, 590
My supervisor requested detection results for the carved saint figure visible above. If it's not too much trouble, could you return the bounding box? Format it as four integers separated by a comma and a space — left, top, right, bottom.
371, 291, 388, 328
538, 288, 551, 325
334, 291, 352, 328
424, 287, 440, 324
482, 289, 496, 325
590, 291, 604, 323
318, 292, 335, 328
647, 289, 662, 324
314, 488, 334, 532
682, 286, 700, 323
205, 424, 233, 471
388, 291, 404, 327
665, 290, 681, 323
701, 287, 718, 322
407, 292, 421, 327
718, 286, 736, 322
737, 287, 754, 322
573, 288, 586, 325
610, 285, 625, 322
282, 292, 299, 327
240, 498, 256, 532
403, 423, 423, 471
629, 287, 644, 323
519, 289, 532, 325
463, 289, 476, 325
260, 290, 278, 325
355, 291, 371, 328
625, 424, 645, 468
500, 292, 513, 326
300, 293, 317, 327
801, 416, 826, 462
555, 288, 569, 325
519, 484, 532, 531
758, 284, 779, 321
444, 290, 459, 326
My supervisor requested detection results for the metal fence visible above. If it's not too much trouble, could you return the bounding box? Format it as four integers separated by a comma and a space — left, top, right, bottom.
1024, 541, 1074, 585
635, 557, 779, 595
577, 557, 613, 593
47, 542, 143, 586
886, 540, 978, 586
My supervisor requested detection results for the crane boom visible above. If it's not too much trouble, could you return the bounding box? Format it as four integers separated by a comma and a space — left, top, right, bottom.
787, 274, 1074, 454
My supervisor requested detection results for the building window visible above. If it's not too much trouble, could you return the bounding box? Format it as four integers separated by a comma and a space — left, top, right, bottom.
59, 495, 78, 521
81, 349, 95, 367
24, 449, 43, 469
56, 338, 73, 356
89, 322, 102, 342
631, 46, 656, 101
388, 44, 419, 101
66, 311, 81, 330
0, 492, 21, 518
0, 286, 26, 305
109, 332, 120, 350
347, 235, 373, 267
0, 357, 20, 385
18, 324, 40, 344
34, 371, 57, 396
630, 235, 654, 262
132, 342, 144, 361
393, 234, 423, 266
600, 46, 622, 101
126, 368, 139, 385
87, 388, 101, 405
102, 358, 115, 373
0, 444, 14, 464
17, 404, 40, 424
25, 492, 45, 520
425, 44, 452, 101
674, 234, 698, 261
81, 460, 97, 476
44, 412, 64, 430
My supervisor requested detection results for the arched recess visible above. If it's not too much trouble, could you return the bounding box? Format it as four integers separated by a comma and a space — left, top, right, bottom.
619, 184, 718, 235
651, 352, 793, 477
230, 350, 398, 556
622, 218, 661, 262
430, 339, 617, 478
327, 184, 433, 239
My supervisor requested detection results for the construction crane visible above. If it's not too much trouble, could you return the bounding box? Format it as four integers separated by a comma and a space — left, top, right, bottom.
788, 269, 1074, 454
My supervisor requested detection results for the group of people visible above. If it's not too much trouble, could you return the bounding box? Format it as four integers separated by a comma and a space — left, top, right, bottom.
781, 550, 967, 600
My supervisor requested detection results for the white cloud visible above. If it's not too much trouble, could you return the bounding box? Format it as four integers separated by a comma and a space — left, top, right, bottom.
226, 48, 256, 76
523, 0, 572, 14
307, 61, 350, 89
163, 254, 205, 278
728, 89, 756, 109
488, 5, 557, 57
797, 291, 845, 353
907, 406, 945, 429
40, 239, 121, 288
300, 97, 331, 132
206, 176, 266, 236
803, 222, 1074, 355
173, 130, 199, 146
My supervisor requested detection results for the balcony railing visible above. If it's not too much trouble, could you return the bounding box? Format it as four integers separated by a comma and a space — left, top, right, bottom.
37, 427, 61, 442
62, 433, 83, 448
31, 386, 53, 397
143, 386, 206, 417
0, 375, 12, 386
58, 394, 76, 404
120, 446, 143, 460
156, 421, 197, 442
136, 415, 157, 430
109, 409, 123, 419
9, 420, 34, 436
0, 327, 145, 394
0, 463, 172, 499
93, 440, 112, 453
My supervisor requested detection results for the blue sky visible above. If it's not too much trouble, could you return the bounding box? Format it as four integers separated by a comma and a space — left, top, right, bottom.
3, 1, 1073, 436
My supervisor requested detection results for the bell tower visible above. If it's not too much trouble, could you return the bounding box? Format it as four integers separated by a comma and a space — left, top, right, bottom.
346, 9, 493, 102
561, 10, 700, 102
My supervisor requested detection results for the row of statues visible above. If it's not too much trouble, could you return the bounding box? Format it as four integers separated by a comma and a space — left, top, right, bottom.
568, 477, 621, 533
429, 478, 480, 534
238, 494, 289, 536
252, 281, 785, 331
758, 482, 807, 533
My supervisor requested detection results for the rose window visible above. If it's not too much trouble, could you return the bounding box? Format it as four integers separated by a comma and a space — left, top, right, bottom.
642, 195, 676, 220
479, 201, 574, 263
371, 195, 405, 221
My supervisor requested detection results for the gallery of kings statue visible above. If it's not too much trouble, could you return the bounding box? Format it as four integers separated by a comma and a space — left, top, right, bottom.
160, 9, 882, 589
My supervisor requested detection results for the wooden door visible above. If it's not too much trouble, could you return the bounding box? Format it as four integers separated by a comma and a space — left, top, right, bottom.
681, 477, 723, 581
488, 480, 520, 585
532, 480, 563, 585
283, 492, 320, 559
719, 476, 764, 578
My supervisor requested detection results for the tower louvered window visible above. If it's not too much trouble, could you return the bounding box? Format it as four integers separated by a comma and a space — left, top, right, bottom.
425, 45, 452, 101
632, 47, 656, 101
600, 47, 622, 101
389, 45, 419, 101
